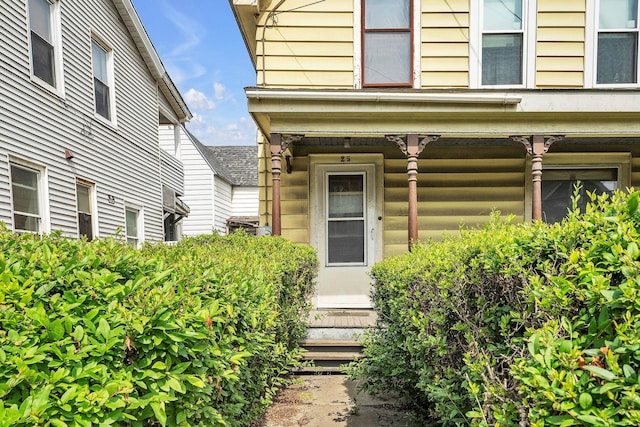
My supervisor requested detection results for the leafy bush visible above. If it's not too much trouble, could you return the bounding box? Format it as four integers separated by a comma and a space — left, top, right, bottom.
0, 230, 316, 426
349, 190, 640, 426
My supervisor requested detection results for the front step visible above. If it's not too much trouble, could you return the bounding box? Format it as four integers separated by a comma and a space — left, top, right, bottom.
297, 338, 364, 373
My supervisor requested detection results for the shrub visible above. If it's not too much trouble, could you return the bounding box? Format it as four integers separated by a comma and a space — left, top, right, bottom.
0, 230, 316, 426
349, 190, 640, 426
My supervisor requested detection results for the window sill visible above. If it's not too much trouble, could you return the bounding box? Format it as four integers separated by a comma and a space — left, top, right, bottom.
30, 75, 65, 101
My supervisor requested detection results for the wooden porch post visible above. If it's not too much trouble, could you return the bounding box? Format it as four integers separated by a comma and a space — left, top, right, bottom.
387, 134, 439, 251
269, 133, 303, 236
511, 134, 564, 221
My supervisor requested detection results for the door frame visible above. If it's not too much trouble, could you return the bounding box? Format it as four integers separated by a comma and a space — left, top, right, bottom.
309, 154, 384, 308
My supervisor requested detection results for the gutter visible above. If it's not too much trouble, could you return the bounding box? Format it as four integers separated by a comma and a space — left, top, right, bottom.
245, 89, 523, 105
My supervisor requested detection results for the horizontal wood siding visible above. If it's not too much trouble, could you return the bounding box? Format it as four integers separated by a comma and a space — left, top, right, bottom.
536, 0, 586, 88
180, 132, 215, 236
0, 0, 181, 241
231, 187, 259, 216
422, 0, 470, 88
383, 147, 526, 257
214, 176, 232, 233
256, 0, 353, 88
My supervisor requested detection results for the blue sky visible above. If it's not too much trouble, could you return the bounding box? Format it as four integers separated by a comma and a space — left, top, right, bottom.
131, 0, 257, 146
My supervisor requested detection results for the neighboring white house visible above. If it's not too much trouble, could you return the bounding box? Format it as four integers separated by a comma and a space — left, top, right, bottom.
0, 0, 191, 246
170, 128, 258, 236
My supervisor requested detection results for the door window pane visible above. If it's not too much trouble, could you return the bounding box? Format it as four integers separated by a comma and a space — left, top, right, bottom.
328, 175, 364, 218
328, 220, 365, 263
484, 0, 522, 31
597, 33, 637, 83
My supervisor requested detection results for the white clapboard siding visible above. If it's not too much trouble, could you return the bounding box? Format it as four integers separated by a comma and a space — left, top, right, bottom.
214, 176, 233, 233
179, 129, 216, 236
231, 187, 259, 216
0, 0, 185, 242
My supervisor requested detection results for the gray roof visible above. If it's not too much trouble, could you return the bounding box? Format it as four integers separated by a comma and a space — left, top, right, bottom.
185, 129, 258, 186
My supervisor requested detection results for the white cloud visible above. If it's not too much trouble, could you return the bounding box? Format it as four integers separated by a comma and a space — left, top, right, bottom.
184, 89, 216, 111
213, 82, 228, 100
186, 114, 257, 146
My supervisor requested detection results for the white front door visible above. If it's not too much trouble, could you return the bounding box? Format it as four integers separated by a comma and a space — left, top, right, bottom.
311, 155, 383, 308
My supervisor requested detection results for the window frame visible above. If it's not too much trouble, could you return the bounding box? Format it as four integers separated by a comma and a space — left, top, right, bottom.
124, 203, 143, 248
90, 35, 117, 125
9, 159, 49, 234
525, 152, 631, 221
27, 0, 64, 95
586, 0, 640, 87
76, 179, 98, 240
470, 0, 537, 88
360, 0, 414, 88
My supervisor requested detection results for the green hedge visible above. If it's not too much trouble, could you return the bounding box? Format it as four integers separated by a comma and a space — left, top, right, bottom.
0, 231, 317, 426
349, 190, 640, 426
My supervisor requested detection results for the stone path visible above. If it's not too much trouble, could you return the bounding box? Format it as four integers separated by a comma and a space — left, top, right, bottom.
254, 375, 409, 427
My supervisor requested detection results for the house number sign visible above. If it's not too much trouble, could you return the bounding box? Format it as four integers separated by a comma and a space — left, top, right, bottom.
340, 156, 351, 163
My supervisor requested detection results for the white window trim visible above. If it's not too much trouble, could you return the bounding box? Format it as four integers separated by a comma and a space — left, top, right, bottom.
8, 157, 50, 234
470, 0, 537, 88
585, 0, 640, 88
124, 202, 144, 248
76, 178, 99, 240
159, 105, 182, 160
354, 0, 418, 88
90, 34, 117, 126
27, 0, 65, 97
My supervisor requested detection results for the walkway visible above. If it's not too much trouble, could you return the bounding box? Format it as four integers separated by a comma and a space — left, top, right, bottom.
254, 374, 408, 427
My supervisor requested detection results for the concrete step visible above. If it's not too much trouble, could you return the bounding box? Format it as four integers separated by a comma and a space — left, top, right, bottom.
297, 336, 365, 373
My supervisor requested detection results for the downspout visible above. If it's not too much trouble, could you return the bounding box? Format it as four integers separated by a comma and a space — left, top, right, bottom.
260, 0, 286, 87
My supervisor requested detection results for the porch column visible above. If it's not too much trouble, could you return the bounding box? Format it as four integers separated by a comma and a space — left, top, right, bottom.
269, 133, 303, 236
387, 134, 440, 251
511, 134, 564, 221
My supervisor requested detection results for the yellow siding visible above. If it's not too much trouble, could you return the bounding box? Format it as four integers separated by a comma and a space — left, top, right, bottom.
536, 0, 586, 89
256, 0, 353, 88
421, 0, 470, 89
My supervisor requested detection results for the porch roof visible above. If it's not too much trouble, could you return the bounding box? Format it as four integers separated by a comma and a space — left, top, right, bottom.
245, 88, 640, 140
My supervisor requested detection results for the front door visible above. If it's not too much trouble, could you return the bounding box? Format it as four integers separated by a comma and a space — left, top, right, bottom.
311, 155, 383, 308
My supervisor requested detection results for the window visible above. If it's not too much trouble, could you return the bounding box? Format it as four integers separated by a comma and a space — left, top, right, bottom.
10, 163, 44, 233
28, 0, 61, 89
595, 0, 639, 84
481, 0, 524, 86
76, 180, 95, 240
362, 0, 412, 86
92, 38, 113, 121
540, 153, 631, 223
125, 205, 142, 248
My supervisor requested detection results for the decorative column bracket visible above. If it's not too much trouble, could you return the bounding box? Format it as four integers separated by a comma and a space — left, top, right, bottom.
386, 134, 440, 252
510, 134, 564, 221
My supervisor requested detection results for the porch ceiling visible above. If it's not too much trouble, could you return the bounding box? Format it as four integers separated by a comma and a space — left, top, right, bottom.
245, 88, 640, 140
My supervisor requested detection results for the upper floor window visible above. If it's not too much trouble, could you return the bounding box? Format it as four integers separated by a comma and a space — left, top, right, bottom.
28, 0, 62, 90
596, 0, 639, 84
362, 0, 412, 87
481, 0, 524, 86
10, 162, 46, 233
91, 38, 115, 121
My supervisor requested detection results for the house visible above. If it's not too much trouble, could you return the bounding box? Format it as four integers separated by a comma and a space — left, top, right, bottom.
166, 127, 258, 236
230, 0, 640, 309
0, 0, 191, 246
